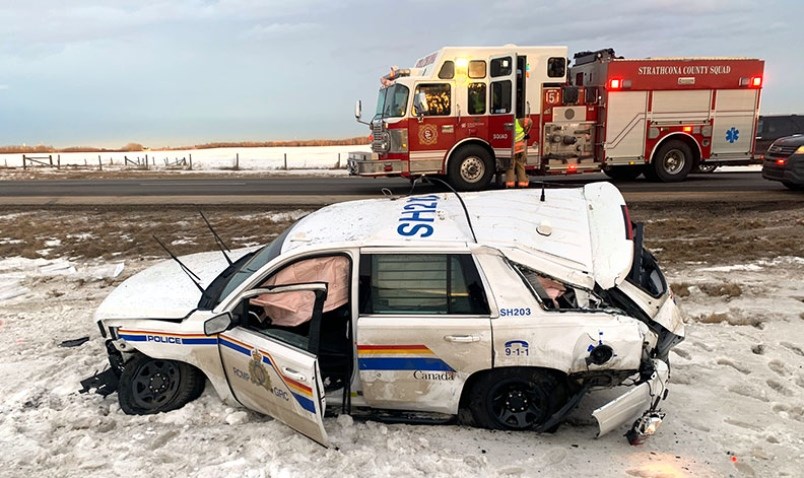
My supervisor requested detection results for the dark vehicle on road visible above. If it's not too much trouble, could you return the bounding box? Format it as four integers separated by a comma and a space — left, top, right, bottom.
762, 134, 804, 190
756, 115, 804, 157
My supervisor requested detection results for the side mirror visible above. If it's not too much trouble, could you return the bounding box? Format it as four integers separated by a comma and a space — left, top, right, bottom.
204, 312, 232, 336
354, 100, 362, 120
413, 92, 429, 118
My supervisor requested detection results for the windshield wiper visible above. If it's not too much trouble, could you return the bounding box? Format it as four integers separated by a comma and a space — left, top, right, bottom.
199, 210, 232, 265
153, 235, 204, 293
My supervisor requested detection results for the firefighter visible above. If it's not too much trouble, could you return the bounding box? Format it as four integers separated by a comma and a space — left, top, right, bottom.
506, 117, 532, 188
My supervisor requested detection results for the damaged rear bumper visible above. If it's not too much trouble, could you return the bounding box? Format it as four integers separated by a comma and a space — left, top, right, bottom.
592, 359, 669, 439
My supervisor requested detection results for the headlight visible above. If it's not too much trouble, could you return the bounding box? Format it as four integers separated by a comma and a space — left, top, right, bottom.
796, 145, 804, 155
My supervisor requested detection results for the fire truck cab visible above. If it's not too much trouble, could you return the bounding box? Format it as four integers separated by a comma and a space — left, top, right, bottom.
349, 45, 764, 190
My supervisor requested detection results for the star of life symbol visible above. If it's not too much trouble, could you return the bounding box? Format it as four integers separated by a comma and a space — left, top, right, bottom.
726, 127, 740, 143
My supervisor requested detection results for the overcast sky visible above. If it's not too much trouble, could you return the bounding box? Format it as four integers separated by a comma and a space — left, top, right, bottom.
1, 0, 801, 148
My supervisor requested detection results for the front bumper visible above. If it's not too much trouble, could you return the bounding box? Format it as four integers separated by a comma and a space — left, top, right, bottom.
592, 358, 669, 438
347, 151, 406, 177
762, 154, 804, 185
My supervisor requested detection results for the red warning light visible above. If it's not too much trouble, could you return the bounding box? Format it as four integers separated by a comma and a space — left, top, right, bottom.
751, 76, 762, 87
609, 78, 622, 90
682, 126, 692, 133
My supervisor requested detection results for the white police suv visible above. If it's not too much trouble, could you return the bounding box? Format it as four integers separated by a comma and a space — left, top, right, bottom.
86, 182, 684, 446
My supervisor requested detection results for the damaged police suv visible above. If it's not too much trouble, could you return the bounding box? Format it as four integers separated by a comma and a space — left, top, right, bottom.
85, 182, 684, 446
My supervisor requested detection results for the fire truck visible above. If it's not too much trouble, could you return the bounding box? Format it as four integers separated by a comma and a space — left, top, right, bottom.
348, 46, 764, 190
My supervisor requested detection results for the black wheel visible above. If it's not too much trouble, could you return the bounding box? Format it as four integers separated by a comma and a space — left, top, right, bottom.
118, 354, 205, 415
447, 145, 493, 191
783, 181, 804, 191
648, 140, 694, 182
468, 368, 565, 431
603, 166, 643, 181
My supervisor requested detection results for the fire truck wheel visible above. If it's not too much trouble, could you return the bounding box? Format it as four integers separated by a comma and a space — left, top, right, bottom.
118, 354, 205, 415
468, 368, 565, 431
447, 146, 493, 191
650, 140, 694, 182
603, 166, 643, 181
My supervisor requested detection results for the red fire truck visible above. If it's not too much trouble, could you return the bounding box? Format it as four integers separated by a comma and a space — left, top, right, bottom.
348, 46, 764, 190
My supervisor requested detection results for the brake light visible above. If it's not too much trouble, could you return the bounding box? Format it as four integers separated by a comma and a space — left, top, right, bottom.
751, 76, 762, 87
776, 159, 785, 166
567, 164, 577, 173
609, 78, 622, 90
621, 205, 634, 240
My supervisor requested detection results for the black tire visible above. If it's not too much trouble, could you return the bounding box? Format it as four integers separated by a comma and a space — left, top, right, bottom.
447, 145, 494, 191
782, 181, 804, 191
468, 368, 566, 431
648, 140, 694, 182
118, 354, 205, 415
602, 166, 643, 181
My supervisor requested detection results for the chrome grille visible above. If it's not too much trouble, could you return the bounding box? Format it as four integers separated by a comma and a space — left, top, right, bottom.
371, 121, 389, 153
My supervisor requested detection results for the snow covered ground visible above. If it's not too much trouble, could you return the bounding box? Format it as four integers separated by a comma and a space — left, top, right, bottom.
0, 145, 371, 172
1, 250, 802, 477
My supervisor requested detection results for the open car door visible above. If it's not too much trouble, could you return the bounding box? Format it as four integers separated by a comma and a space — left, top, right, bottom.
217, 283, 329, 446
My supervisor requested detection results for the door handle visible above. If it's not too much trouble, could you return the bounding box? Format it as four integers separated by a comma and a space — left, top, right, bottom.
282, 367, 307, 382
444, 335, 481, 343
441, 125, 454, 133
503, 122, 514, 131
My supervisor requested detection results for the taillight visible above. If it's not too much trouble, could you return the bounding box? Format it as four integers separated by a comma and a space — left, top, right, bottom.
621, 205, 634, 240
609, 78, 622, 90
776, 159, 785, 166
751, 76, 762, 88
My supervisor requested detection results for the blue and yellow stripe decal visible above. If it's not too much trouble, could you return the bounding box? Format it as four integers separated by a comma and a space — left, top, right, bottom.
357, 344, 455, 372
118, 329, 217, 345
219, 335, 316, 414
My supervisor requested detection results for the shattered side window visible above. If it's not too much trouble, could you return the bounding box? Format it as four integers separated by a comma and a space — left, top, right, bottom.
511, 262, 603, 312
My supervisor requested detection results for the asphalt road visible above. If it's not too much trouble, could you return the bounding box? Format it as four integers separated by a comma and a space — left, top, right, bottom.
0, 171, 798, 206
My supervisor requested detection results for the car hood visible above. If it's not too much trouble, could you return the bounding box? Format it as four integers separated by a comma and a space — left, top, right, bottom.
95, 250, 236, 321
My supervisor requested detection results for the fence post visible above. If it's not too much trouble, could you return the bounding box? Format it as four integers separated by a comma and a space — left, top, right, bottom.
189, 153, 193, 170
49, 154, 53, 166
98, 154, 103, 171
57, 154, 61, 169
235, 153, 239, 170
22, 154, 27, 170
336, 153, 341, 169
145, 154, 149, 170
284, 153, 288, 170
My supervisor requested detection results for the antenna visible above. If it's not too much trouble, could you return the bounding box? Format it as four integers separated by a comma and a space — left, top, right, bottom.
540, 181, 546, 202
422, 176, 478, 243
199, 210, 232, 265
152, 235, 205, 293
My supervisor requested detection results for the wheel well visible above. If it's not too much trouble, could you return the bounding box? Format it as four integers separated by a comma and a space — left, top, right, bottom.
445, 139, 495, 172
458, 366, 570, 410
650, 133, 702, 168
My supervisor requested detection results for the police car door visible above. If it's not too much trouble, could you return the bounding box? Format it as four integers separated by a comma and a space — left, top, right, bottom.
356, 251, 492, 414
487, 54, 517, 162
218, 283, 329, 446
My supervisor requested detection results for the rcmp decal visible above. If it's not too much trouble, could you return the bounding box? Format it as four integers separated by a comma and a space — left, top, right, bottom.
397, 195, 439, 238
219, 335, 314, 413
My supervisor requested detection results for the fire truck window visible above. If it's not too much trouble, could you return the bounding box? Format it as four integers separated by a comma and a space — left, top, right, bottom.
438, 61, 455, 79
547, 57, 566, 78
413, 84, 451, 116
468, 83, 486, 115
490, 80, 512, 114
359, 254, 489, 315
468, 60, 486, 79
490, 57, 512, 77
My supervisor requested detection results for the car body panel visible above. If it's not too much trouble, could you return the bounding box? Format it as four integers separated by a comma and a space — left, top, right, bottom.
593, 359, 669, 437
93, 183, 681, 445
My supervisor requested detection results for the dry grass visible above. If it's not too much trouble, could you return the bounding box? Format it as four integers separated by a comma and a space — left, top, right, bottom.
699, 282, 743, 298
694, 312, 766, 328
671, 282, 691, 298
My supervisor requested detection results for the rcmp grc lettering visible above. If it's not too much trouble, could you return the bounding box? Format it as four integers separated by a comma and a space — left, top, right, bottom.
147, 335, 182, 344
397, 195, 439, 238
